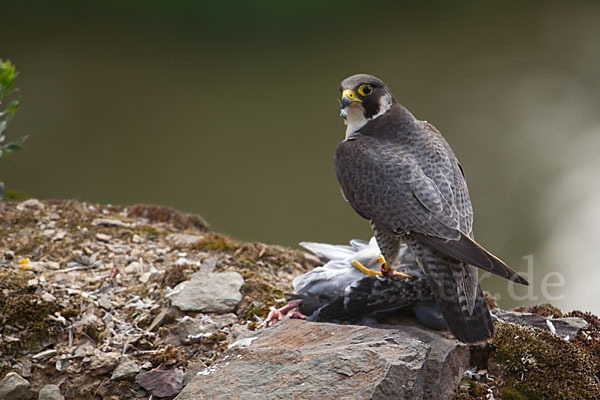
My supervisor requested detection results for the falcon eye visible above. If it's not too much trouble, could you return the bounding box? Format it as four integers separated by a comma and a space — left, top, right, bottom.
358, 84, 373, 96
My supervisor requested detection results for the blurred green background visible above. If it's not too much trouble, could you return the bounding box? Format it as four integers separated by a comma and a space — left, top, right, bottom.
2, 1, 600, 313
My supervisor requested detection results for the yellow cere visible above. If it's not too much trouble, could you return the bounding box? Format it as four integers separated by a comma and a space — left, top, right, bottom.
18, 258, 30, 264
342, 89, 362, 102
357, 84, 373, 96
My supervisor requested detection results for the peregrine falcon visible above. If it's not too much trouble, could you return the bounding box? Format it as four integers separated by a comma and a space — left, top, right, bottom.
334, 74, 529, 343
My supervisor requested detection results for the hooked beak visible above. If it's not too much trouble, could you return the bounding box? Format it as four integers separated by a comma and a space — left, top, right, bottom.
340, 89, 362, 118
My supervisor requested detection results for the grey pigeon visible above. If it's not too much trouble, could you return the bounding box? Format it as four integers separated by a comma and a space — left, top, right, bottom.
292, 238, 445, 330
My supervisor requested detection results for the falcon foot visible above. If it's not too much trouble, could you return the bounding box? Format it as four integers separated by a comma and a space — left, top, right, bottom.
351, 258, 409, 279
262, 299, 306, 328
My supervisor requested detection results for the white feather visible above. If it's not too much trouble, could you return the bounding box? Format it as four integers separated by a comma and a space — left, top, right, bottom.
342, 92, 393, 139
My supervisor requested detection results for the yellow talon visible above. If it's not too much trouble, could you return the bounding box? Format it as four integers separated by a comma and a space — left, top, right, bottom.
378, 255, 410, 279
351, 260, 382, 277
378, 255, 389, 270
351, 259, 410, 279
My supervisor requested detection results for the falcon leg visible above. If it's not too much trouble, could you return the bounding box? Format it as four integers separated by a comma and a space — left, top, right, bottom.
262, 299, 306, 328
379, 255, 409, 278
370, 223, 409, 278
351, 258, 409, 278
370, 221, 408, 278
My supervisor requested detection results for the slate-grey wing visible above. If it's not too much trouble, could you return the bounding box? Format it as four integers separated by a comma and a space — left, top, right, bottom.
334, 133, 465, 241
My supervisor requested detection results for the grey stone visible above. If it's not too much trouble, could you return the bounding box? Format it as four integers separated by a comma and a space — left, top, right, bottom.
148, 310, 169, 332
77, 313, 104, 336
88, 351, 120, 376
97, 294, 113, 310
124, 261, 142, 274
176, 319, 469, 400
0, 372, 30, 400
167, 271, 244, 313
138, 271, 152, 283
198, 257, 218, 273
41, 292, 57, 302
38, 384, 64, 400
111, 358, 140, 381
493, 309, 588, 340
95, 233, 112, 242
73, 342, 95, 358
229, 323, 253, 341
136, 369, 184, 398
16, 198, 45, 211
51, 231, 67, 242
177, 313, 238, 344
166, 233, 202, 246
32, 349, 57, 361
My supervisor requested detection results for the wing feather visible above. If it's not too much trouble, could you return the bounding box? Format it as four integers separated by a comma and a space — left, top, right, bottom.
335, 121, 467, 241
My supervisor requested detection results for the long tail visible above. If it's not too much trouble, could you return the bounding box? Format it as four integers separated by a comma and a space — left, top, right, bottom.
407, 237, 494, 344
415, 231, 528, 286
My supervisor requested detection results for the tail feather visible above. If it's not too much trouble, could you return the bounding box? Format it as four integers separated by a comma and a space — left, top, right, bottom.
432, 273, 494, 343
408, 238, 494, 343
415, 231, 529, 286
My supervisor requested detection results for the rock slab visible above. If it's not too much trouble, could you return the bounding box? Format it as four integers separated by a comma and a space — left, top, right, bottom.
176, 319, 469, 400
0, 372, 30, 400
38, 384, 65, 400
493, 309, 588, 340
167, 271, 244, 313
136, 369, 184, 398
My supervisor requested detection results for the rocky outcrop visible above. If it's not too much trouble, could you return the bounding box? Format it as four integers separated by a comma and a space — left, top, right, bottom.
1, 199, 598, 399
177, 319, 469, 400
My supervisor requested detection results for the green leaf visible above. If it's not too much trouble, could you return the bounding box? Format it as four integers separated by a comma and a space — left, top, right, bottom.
6, 100, 19, 114
0, 60, 16, 92
0, 136, 28, 155
0, 120, 6, 135
4, 143, 22, 152
0, 100, 19, 118
0, 181, 4, 200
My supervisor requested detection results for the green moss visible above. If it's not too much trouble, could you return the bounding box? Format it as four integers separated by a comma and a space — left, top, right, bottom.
566, 310, 600, 382
134, 224, 162, 237
453, 377, 488, 399
0, 271, 63, 356
61, 308, 80, 319
512, 303, 564, 318
194, 232, 237, 252
241, 279, 286, 325
489, 322, 598, 400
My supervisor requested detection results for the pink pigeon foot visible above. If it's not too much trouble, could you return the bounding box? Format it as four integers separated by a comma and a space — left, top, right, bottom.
262, 299, 306, 328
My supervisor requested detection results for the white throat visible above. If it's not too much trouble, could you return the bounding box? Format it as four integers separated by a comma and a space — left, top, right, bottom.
343, 92, 393, 139
343, 105, 368, 139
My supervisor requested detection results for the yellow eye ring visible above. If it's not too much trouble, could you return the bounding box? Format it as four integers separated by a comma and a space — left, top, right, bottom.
358, 84, 373, 96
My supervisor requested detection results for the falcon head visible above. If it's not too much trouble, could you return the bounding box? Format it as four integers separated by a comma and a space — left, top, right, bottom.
340, 74, 395, 135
